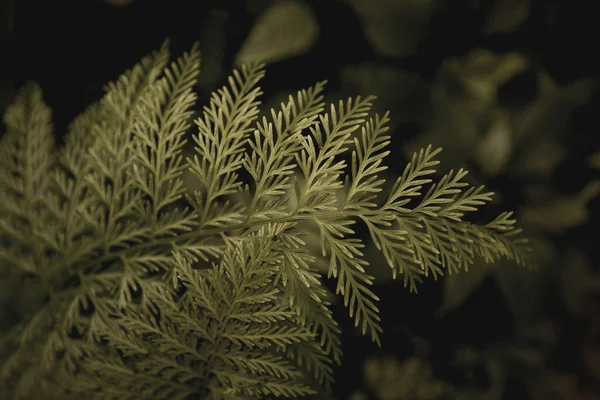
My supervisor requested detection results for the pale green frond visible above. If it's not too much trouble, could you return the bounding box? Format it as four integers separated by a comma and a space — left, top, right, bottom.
295, 96, 375, 212
385, 145, 442, 212
274, 230, 343, 365
50, 101, 106, 271
221, 350, 304, 380
415, 168, 493, 219
344, 112, 391, 211
74, 39, 172, 259
0, 40, 533, 400
0, 82, 55, 275
153, 228, 318, 397
316, 218, 383, 345
282, 340, 335, 390
188, 63, 266, 228
478, 211, 531, 265
130, 42, 200, 229
362, 146, 530, 291
224, 324, 314, 348
244, 81, 326, 218
243, 379, 316, 398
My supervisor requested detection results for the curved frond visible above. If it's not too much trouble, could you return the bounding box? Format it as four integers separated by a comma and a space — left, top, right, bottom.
0, 41, 532, 400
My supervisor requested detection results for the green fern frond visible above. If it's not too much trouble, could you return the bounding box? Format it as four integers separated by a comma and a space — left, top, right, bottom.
74, 226, 316, 399
0, 82, 55, 276
244, 80, 326, 219
0, 41, 532, 400
188, 62, 265, 229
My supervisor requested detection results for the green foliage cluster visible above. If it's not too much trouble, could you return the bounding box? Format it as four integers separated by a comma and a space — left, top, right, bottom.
0, 41, 530, 399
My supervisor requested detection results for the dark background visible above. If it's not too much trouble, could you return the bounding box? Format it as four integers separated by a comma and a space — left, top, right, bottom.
3, 0, 599, 135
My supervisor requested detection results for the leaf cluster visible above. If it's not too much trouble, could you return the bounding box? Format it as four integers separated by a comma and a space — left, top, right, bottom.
0, 40, 530, 399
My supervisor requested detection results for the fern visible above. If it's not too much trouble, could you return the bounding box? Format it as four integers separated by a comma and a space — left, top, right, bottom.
0, 40, 531, 399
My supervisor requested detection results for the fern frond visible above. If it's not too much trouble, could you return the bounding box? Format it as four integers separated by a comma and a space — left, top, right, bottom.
274, 227, 342, 369
344, 113, 391, 210
0, 82, 55, 276
188, 63, 265, 228
81, 39, 171, 254
319, 218, 383, 344
0, 41, 189, 400
362, 145, 530, 291
244, 81, 326, 219
80, 226, 317, 399
281, 340, 335, 391
130, 42, 200, 230
0, 41, 532, 400
296, 96, 375, 212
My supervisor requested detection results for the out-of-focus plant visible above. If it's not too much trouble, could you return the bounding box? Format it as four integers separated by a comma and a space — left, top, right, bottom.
345, 0, 438, 58
339, 43, 598, 399
348, 355, 453, 400
235, 0, 319, 66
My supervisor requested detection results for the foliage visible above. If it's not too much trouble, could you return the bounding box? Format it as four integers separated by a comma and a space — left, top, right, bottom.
339, 42, 598, 400
0, 40, 530, 399
235, 0, 318, 66
349, 355, 453, 400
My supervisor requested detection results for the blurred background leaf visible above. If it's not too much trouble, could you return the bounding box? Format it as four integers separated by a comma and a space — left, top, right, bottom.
346, 0, 438, 57
520, 181, 600, 234
482, 0, 530, 35
235, 0, 319, 65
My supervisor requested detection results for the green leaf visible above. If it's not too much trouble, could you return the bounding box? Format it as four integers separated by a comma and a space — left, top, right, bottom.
235, 0, 319, 65
520, 181, 600, 233
482, 0, 530, 35
347, 0, 437, 57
